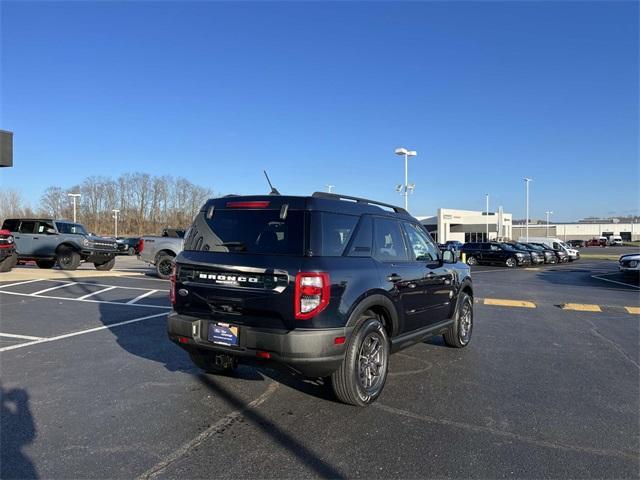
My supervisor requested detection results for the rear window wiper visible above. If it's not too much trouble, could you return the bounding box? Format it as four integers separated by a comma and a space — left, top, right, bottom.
215, 241, 247, 251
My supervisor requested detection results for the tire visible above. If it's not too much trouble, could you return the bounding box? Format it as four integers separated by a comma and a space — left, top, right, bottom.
505, 257, 516, 268
331, 316, 390, 407
128, 247, 135, 256
0, 253, 17, 272
466, 256, 477, 266
57, 247, 81, 270
155, 252, 175, 280
189, 350, 238, 374
94, 257, 116, 271
36, 259, 56, 269
444, 292, 473, 348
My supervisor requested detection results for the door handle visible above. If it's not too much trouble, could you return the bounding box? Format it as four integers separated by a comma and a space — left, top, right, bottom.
387, 274, 402, 283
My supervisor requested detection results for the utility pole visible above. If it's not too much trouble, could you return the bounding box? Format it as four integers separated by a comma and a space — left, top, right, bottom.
394, 147, 417, 211
112, 209, 120, 237
524, 178, 532, 242
485, 194, 489, 241
68, 193, 81, 223
325, 185, 335, 193
545, 210, 553, 237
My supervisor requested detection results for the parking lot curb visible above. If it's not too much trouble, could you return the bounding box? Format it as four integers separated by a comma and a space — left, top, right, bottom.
483, 298, 536, 308
562, 303, 602, 312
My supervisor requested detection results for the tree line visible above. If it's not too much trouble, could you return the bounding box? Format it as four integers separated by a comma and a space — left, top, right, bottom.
0, 173, 213, 237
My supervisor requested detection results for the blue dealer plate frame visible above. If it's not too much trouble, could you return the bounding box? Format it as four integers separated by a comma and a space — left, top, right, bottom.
207, 322, 239, 346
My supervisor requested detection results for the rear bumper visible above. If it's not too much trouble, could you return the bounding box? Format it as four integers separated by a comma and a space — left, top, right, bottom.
167, 312, 352, 377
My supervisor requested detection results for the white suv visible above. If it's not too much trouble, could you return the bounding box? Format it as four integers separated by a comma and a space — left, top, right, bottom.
619, 253, 640, 277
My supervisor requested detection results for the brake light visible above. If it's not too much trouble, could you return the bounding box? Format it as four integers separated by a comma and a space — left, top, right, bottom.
169, 265, 177, 305
294, 272, 330, 320
138, 238, 144, 253
226, 201, 270, 209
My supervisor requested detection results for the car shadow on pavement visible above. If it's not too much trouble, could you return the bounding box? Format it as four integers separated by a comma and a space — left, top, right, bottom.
197, 373, 345, 479
0, 383, 38, 480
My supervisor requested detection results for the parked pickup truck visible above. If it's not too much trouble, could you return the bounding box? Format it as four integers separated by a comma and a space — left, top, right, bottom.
1, 218, 117, 270
138, 228, 186, 279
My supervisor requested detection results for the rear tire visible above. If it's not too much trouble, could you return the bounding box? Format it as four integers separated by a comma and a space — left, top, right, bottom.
189, 351, 238, 374
444, 292, 473, 348
36, 259, 56, 269
94, 257, 116, 271
331, 316, 389, 407
155, 253, 175, 280
57, 247, 81, 270
0, 253, 17, 272
466, 256, 477, 266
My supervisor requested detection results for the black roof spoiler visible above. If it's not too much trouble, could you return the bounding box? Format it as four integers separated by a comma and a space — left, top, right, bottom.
312, 192, 408, 215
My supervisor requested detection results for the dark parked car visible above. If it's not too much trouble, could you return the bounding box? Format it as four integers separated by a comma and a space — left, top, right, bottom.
444, 240, 464, 251
459, 242, 532, 268
529, 242, 568, 263
1, 218, 117, 270
116, 237, 142, 256
0, 229, 17, 272
523, 243, 557, 264
168, 192, 474, 406
503, 241, 544, 265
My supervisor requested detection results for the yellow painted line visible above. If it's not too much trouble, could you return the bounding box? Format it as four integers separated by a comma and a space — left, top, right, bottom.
625, 307, 640, 315
484, 298, 536, 309
562, 303, 602, 312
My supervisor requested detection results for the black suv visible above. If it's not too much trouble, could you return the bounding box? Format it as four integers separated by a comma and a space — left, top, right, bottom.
460, 242, 532, 267
168, 193, 473, 406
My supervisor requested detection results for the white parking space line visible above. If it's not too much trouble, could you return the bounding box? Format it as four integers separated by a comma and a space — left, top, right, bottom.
77, 286, 117, 300
42, 279, 168, 292
0, 312, 168, 353
0, 279, 45, 289
0, 290, 171, 309
32, 282, 77, 295
591, 274, 640, 290
0, 332, 45, 341
126, 289, 159, 305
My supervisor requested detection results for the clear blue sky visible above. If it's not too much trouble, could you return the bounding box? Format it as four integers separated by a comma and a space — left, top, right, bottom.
1, 1, 638, 221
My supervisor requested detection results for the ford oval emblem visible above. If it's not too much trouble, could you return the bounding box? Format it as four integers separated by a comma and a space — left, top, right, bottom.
178, 288, 189, 297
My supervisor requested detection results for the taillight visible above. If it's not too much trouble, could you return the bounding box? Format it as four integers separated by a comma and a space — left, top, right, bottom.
294, 272, 330, 320
226, 201, 270, 209
169, 265, 177, 305
138, 238, 144, 253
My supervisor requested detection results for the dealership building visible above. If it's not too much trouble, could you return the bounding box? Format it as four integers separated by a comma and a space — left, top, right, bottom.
419, 208, 640, 243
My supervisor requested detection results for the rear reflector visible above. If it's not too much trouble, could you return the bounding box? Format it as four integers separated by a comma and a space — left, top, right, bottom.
226, 201, 270, 209
334, 336, 346, 345
177, 336, 189, 344
256, 350, 271, 359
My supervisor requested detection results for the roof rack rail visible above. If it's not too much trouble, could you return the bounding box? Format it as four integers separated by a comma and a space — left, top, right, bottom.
311, 192, 409, 214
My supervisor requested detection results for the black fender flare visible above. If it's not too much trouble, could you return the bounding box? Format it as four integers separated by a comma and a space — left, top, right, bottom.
345, 293, 400, 337
55, 242, 81, 254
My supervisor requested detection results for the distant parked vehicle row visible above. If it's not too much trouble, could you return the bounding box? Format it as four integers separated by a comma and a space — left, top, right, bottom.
454, 238, 573, 268
115, 237, 142, 256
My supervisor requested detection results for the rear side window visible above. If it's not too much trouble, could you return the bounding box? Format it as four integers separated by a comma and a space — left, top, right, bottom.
2, 219, 19, 232
197, 209, 305, 255
18, 221, 36, 233
373, 218, 408, 262
311, 212, 359, 257
56, 222, 88, 235
37, 220, 55, 234
347, 216, 372, 257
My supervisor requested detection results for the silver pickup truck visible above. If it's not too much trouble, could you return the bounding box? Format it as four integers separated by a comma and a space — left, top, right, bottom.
138, 228, 185, 279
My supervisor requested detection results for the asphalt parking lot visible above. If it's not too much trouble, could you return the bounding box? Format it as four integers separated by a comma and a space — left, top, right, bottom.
1, 253, 639, 479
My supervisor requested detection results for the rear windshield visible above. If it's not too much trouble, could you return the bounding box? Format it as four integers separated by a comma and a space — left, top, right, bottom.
199, 209, 305, 255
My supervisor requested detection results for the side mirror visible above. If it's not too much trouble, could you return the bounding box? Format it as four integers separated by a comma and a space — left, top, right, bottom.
46, 228, 58, 235
443, 249, 456, 264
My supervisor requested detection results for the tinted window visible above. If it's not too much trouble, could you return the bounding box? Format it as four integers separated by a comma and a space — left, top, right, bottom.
18, 221, 36, 234
36, 220, 55, 234
373, 218, 408, 262
197, 209, 304, 255
347, 216, 372, 257
55, 222, 88, 235
401, 222, 440, 262
2, 219, 19, 232
311, 212, 358, 257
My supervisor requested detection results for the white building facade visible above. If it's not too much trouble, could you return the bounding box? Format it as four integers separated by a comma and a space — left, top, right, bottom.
418, 208, 513, 243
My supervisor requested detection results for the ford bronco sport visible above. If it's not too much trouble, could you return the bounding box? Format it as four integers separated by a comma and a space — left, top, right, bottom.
168, 193, 473, 406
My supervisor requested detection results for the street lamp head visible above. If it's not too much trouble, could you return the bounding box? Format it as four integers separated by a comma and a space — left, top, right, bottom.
406, 150, 417, 157
395, 184, 403, 193
523, 177, 532, 182
407, 184, 416, 193
394, 147, 408, 156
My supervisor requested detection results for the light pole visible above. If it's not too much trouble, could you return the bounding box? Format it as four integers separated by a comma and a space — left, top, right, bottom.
545, 210, 553, 237
394, 147, 417, 211
485, 194, 489, 241
68, 193, 81, 223
112, 209, 120, 238
524, 178, 532, 242
325, 185, 335, 193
